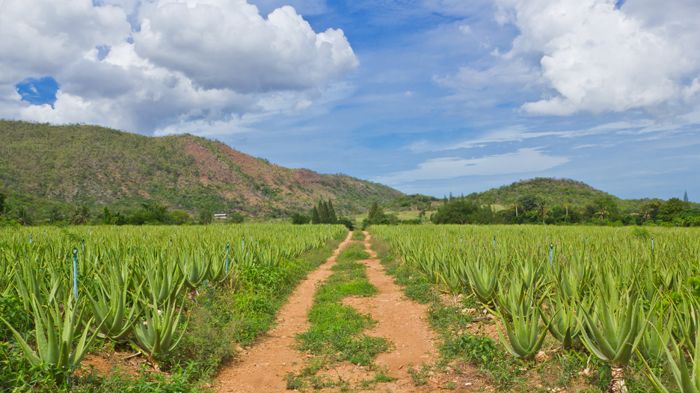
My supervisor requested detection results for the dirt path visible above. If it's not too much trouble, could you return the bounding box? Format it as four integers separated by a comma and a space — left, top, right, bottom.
217, 230, 487, 392
338, 232, 490, 393
339, 231, 438, 392
216, 231, 353, 393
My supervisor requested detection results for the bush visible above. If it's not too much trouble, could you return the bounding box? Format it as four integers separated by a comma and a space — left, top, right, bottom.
228, 212, 245, 224
291, 213, 310, 225
337, 217, 354, 230
431, 199, 493, 224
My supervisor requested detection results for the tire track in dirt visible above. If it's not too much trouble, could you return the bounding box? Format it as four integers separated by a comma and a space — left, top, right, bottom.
215, 231, 353, 393
343, 232, 437, 392
338, 231, 491, 393
338, 231, 438, 392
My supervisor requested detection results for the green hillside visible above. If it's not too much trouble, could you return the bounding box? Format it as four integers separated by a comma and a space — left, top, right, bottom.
0, 120, 402, 222
427, 177, 700, 226
468, 178, 622, 210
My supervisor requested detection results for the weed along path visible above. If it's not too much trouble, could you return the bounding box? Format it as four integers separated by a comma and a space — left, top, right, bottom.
216, 231, 353, 393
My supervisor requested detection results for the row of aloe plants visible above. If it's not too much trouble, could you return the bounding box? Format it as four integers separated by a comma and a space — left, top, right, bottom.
0, 224, 346, 383
372, 225, 700, 392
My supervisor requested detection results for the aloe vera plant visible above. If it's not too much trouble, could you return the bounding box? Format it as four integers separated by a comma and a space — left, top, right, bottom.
645, 328, 700, 393
497, 285, 548, 360
638, 305, 673, 367
579, 283, 645, 393
143, 257, 185, 304
673, 297, 699, 352
0, 292, 98, 379
179, 251, 210, 289
131, 298, 187, 362
496, 277, 529, 320
89, 265, 141, 341
541, 294, 580, 350
466, 256, 499, 305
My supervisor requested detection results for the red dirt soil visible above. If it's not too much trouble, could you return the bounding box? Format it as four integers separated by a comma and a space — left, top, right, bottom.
215, 232, 353, 393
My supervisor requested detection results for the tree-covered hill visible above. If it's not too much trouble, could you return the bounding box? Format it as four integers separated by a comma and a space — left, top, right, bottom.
431, 178, 700, 226
0, 120, 402, 222
467, 178, 619, 209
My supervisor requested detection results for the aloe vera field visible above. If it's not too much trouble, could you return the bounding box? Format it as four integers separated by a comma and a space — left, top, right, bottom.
371, 225, 700, 392
0, 224, 347, 391
1, 223, 699, 392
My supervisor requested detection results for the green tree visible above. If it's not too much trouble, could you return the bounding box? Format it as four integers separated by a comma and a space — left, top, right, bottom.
291, 213, 310, 225
317, 200, 329, 223
227, 212, 244, 224
327, 199, 337, 223
658, 198, 688, 222
198, 208, 213, 224
0, 191, 5, 215
518, 195, 543, 213
431, 199, 480, 224
71, 205, 91, 225
169, 209, 192, 225
14, 206, 33, 225
102, 207, 114, 225
311, 207, 320, 224
585, 196, 620, 223
640, 200, 662, 222
48, 206, 64, 224
367, 201, 385, 224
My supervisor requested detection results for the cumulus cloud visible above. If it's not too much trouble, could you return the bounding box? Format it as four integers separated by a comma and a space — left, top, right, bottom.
135, 0, 357, 92
0, 0, 357, 134
375, 148, 569, 185
494, 0, 700, 115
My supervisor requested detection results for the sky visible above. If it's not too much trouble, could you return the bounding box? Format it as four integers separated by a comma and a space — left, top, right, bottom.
1, 0, 699, 201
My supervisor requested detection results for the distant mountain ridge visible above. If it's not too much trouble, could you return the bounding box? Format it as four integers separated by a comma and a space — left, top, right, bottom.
0, 120, 402, 218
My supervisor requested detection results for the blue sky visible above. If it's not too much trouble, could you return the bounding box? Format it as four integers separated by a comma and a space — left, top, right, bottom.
1, 0, 699, 201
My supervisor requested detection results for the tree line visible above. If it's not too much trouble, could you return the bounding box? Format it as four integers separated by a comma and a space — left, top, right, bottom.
0, 189, 243, 226
291, 199, 354, 229
431, 194, 700, 226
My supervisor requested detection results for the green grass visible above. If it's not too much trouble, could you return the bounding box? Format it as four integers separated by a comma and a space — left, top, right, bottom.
336, 242, 369, 262
292, 241, 391, 390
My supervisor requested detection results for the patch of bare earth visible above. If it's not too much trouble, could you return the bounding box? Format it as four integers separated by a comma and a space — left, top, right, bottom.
215, 232, 353, 393
78, 351, 150, 377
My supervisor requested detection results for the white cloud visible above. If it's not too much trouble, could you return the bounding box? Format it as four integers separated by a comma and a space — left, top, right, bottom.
0, 0, 357, 134
405, 118, 690, 154
0, 0, 130, 84
494, 0, 700, 115
135, 0, 357, 92
408, 126, 570, 152
375, 148, 569, 184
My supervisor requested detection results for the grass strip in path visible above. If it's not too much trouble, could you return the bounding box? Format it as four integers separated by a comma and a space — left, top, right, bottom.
290, 241, 391, 391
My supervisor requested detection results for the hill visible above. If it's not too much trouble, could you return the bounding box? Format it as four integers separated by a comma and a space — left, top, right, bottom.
430, 178, 700, 226
0, 120, 402, 220
467, 178, 622, 210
